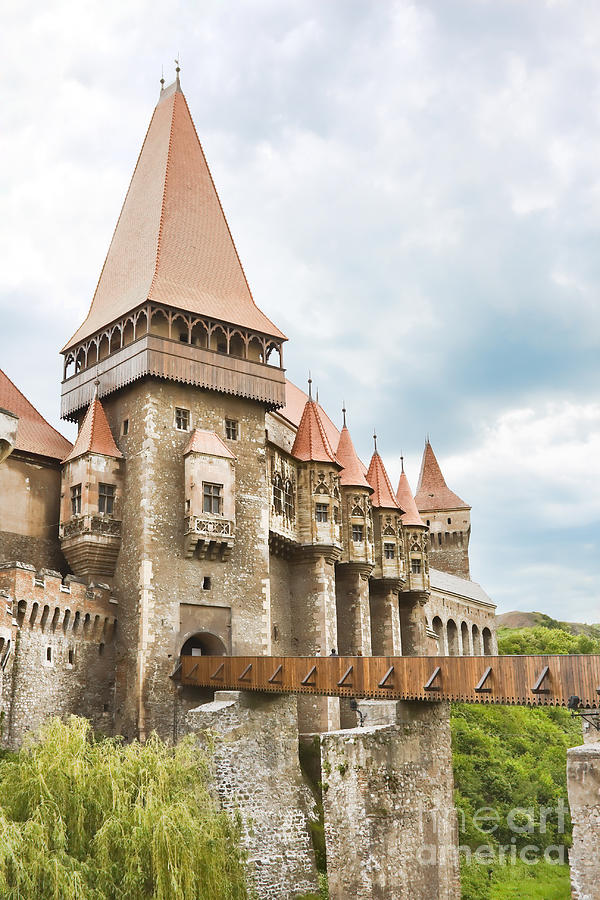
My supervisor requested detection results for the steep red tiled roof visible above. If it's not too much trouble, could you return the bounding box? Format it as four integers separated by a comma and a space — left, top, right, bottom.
279, 381, 342, 454
63, 81, 285, 352
396, 469, 425, 527
184, 429, 235, 458
0, 370, 72, 461
366, 451, 400, 509
62, 393, 122, 463
336, 425, 372, 490
415, 441, 470, 512
291, 399, 339, 464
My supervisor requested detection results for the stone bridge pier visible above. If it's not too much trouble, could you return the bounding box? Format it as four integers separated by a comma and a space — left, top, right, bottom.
567, 737, 600, 900
321, 698, 460, 899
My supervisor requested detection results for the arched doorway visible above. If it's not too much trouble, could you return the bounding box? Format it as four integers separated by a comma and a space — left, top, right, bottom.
447, 619, 459, 656
432, 616, 444, 654
461, 621, 470, 656
180, 632, 227, 657
472, 624, 482, 655
482, 627, 493, 656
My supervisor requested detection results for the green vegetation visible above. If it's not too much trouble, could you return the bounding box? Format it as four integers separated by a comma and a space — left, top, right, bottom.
453, 619, 596, 899
0, 717, 249, 900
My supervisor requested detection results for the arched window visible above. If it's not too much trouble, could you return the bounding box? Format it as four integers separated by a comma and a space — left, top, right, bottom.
461, 621, 470, 655
472, 624, 482, 655
283, 479, 294, 520
432, 616, 444, 653
482, 627, 493, 656
272, 474, 283, 514
447, 619, 459, 656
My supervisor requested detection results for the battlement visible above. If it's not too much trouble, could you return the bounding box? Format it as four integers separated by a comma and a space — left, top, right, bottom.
0, 562, 117, 642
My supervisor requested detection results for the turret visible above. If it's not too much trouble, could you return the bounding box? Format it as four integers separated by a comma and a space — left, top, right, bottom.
59, 385, 124, 579
415, 440, 471, 579
335, 409, 373, 567
396, 458, 429, 594
291, 384, 342, 552
365, 436, 404, 582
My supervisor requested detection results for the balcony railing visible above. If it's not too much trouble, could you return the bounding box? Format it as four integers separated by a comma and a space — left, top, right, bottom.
184, 515, 234, 538
60, 515, 122, 540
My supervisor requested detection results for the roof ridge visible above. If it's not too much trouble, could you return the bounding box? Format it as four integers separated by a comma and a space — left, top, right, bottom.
149, 91, 177, 297
367, 450, 400, 509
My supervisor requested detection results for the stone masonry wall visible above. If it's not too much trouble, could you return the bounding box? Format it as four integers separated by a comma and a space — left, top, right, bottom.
0, 563, 117, 748
567, 740, 600, 900
321, 699, 460, 900
102, 380, 272, 741
187, 690, 319, 900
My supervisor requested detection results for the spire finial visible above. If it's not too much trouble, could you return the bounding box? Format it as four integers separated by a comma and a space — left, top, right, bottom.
307, 372, 313, 400
175, 56, 181, 89
342, 403, 347, 428
160, 65, 165, 91
400, 453, 405, 474
316, 387, 319, 405
373, 430, 378, 453
93, 376, 100, 400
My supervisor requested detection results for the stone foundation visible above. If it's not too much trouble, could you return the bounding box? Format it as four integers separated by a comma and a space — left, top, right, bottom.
187, 690, 319, 900
321, 699, 460, 900
567, 740, 600, 900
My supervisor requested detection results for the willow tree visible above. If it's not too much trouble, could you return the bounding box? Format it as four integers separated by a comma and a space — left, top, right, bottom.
0, 717, 250, 899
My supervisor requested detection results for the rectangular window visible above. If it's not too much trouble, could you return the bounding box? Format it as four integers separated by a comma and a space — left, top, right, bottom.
352, 524, 364, 542
71, 484, 82, 516
98, 483, 115, 515
225, 419, 239, 440
384, 543, 395, 560
411, 558, 422, 575
203, 483, 222, 515
316, 503, 328, 523
175, 407, 190, 431
122, 418, 129, 436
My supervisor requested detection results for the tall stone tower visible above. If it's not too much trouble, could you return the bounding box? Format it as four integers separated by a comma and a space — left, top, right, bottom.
414, 441, 471, 579
60, 75, 287, 740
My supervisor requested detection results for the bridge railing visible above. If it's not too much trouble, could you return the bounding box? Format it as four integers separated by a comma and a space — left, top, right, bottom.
179, 653, 600, 707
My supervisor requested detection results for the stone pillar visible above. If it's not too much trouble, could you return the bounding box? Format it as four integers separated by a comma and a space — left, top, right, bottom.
399, 590, 428, 656
292, 548, 340, 733
321, 699, 460, 900
369, 579, 402, 656
187, 691, 319, 900
567, 740, 600, 899
335, 563, 372, 656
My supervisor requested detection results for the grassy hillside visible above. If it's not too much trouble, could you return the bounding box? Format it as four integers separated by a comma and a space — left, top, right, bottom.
496, 611, 600, 641
453, 619, 598, 900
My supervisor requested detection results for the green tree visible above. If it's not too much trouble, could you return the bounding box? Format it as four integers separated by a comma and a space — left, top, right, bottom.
0, 717, 249, 900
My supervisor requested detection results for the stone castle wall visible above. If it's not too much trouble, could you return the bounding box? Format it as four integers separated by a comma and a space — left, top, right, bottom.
0, 563, 117, 748
425, 590, 496, 656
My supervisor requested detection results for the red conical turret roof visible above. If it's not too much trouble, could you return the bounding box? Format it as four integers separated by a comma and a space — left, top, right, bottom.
414, 441, 469, 512
396, 468, 425, 527
291, 399, 339, 465
62, 390, 122, 463
336, 422, 372, 490
63, 79, 284, 352
366, 446, 400, 509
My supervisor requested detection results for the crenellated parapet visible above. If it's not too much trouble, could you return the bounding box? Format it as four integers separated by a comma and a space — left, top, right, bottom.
0, 562, 118, 644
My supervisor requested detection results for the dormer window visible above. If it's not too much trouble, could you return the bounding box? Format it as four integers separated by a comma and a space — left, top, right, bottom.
203, 482, 223, 515
71, 484, 82, 516
98, 483, 115, 515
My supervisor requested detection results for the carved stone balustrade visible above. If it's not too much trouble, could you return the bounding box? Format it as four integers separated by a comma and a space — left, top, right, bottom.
184, 515, 235, 560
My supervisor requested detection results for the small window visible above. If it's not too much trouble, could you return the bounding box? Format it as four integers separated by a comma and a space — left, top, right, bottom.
203, 576, 211, 591
185, 499, 191, 513
273, 475, 283, 514
71, 484, 82, 516
316, 503, 328, 523
98, 483, 115, 515
46, 646, 52, 663
438, 533, 442, 546
98, 643, 105, 656
384, 543, 395, 560
411, 558, 422, 575
225, 419, 239, 440
122, 419, 129, 436
175, 408, 190, 431
203, 483, 222, 515
447, 517, 452, 525
283, 480, 294, 520
68, 648, 74, 665
352, 524, 364, 542
426, 520, 430, 527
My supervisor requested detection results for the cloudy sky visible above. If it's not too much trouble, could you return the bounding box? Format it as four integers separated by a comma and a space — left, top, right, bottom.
2, 0, 599, 621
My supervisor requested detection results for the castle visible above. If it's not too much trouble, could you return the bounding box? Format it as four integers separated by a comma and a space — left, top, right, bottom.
0, 74, 504, 897
0, 72, 496, 748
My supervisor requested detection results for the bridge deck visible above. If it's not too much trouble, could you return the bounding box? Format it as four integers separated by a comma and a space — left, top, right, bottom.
180, 654, 600, 708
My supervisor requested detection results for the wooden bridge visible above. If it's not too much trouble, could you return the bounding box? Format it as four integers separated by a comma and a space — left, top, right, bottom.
180, 653, 600, 708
